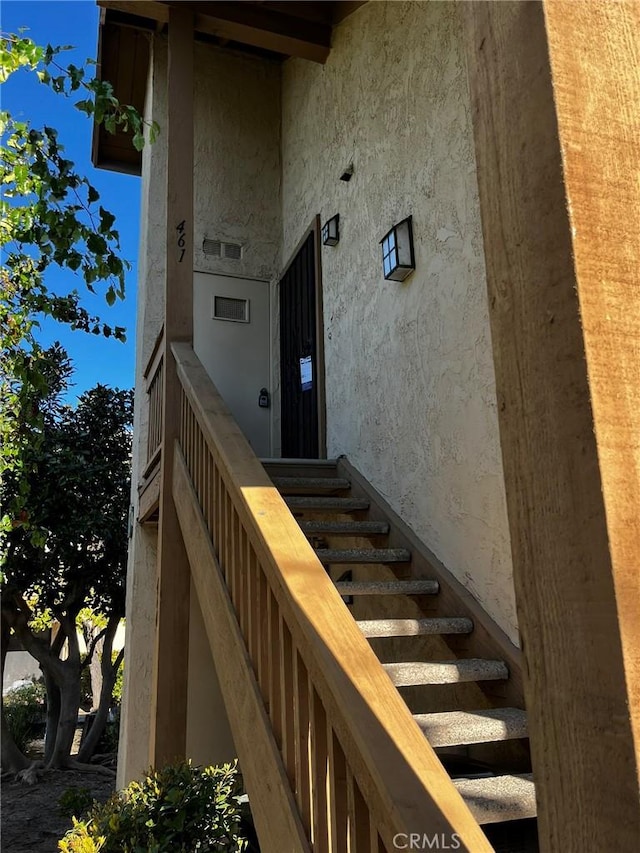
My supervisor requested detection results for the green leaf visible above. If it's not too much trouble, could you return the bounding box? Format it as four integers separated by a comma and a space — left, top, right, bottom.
105, 287, 116, 307
98, 206, 116, 232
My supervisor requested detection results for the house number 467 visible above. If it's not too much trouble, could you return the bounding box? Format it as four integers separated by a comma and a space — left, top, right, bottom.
176, 220, 187, 263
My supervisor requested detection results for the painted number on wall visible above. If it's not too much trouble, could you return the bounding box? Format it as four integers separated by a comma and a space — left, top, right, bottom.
176, 220, 187, 263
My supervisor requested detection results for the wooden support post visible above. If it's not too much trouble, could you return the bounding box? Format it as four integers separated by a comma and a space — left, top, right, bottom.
462, 2, 640, 850
543, 0, 640, 767
150, 5, 194, 767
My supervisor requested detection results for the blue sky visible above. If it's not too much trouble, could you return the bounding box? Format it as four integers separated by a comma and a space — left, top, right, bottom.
2, 0, 140, 402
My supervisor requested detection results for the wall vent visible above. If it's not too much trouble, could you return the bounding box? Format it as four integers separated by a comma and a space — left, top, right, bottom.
213, 295, 250, 323
223, 242, 242, 260
203, 238, 243, 260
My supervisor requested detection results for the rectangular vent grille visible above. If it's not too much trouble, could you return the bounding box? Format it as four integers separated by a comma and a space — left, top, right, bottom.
224, 242, 242, 260
213, 295, 250, 323
203, 238, 243, 260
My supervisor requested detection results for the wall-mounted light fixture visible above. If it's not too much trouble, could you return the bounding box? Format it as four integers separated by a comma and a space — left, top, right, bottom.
380, 216, 415, 281
322, 214, 340, 246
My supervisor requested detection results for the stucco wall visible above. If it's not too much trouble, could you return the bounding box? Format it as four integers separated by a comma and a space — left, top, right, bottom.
281, 1, 518, 643
192, 46, 281, 282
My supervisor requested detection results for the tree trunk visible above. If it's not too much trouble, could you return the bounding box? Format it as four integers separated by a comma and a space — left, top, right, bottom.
77, 618, 121, 762
89, 633, 104, 712
46, 672, 81, 769
0, 612, 30, 772
43, 669, 60, 764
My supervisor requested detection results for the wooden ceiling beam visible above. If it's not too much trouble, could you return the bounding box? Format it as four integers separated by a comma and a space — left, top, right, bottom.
98, 0, 332, 63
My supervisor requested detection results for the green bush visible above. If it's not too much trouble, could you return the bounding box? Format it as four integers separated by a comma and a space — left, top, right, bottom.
59, 786, 96, 819
58, 761, 248, 853
3, 679, 47, 752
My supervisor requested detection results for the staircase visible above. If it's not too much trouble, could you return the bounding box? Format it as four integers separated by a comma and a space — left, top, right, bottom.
264, 457, 538, 852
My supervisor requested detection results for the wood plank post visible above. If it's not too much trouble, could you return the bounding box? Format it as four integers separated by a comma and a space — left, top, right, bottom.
150, 5, 194, 767
543, 0, 640, 768
462, 2, 640, 850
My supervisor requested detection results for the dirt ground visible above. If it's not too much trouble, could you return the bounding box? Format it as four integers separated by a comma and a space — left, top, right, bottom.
1, 766, 115, 853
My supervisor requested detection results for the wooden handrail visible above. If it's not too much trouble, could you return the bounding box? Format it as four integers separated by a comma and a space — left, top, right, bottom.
171, 341, 491, 853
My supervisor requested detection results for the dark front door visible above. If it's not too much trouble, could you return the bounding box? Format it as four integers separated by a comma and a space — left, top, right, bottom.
279, 231, 320, 458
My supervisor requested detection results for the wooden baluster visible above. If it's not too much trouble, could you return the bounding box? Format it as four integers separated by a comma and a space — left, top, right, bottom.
197, 426, 203, 503
230, 510, 240, 608
280, 617, 295, 787
347, 769, 370, 852
247, 546, 258, 671
267, 591, 282, 746
213, 468, 221, 558
310, 687, 329, 852
204, 448, 212, 534
179, 389, 185, 448
294, 654, 312, 839
187, 404, 193, 473
258, 567, 269, 700
222, 488, 232, 581
194, 424, 201, 500
328, 727, 348, 853
237, 526, 247, 635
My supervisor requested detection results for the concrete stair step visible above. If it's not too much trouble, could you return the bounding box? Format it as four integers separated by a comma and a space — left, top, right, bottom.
357, 617, 473, 638
317, 548, 411, 564
272, 476, 350, 493
414, 708, 529, 747
453, 774, 536, 824
383, 659, 509, 686
285, 496, 370, 512
261, 458, 338, 467
335, 579, 439, 596
300, 520, 390, 536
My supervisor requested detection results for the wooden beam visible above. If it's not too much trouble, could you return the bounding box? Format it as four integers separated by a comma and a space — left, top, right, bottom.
150, 6, 194, 768
462, 2, 640, 850
544, 0, 640, 770
98, 0, 331, 63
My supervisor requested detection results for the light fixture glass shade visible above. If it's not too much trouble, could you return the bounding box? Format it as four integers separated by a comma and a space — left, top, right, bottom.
380, 216, 415, 281
322, 214, 340, 246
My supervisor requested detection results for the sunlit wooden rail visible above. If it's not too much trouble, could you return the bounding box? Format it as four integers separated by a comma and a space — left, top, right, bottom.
171, 341, 491, 853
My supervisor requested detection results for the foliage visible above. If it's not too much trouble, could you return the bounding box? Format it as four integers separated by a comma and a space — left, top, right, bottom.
111, 652, 124, 706
58, 762, 249, 853
3, 677, 46, 752
5, 383, 133, 614
59, 786, 96, 819
58, 818, 105, 853
0, 32, 157, 559
2, 374, 133, 768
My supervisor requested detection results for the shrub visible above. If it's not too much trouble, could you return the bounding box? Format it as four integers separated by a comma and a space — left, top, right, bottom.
59, 786, 96, 819
58, 761, 248, 853
3, 679, 47, 752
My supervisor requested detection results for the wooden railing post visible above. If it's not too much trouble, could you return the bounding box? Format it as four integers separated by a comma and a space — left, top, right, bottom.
150, 5, 194, 767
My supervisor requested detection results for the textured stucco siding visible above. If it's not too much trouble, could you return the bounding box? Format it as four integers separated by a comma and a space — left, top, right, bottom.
193, 47, 281, 281
281, 1, 518, 643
